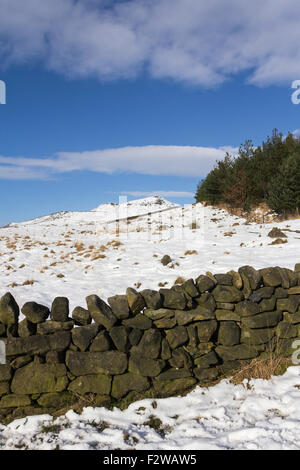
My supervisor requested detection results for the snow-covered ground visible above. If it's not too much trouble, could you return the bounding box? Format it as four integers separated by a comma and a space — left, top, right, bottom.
1, 196, 299, 315
2, 367, 300, 450
1, 195, 300, 450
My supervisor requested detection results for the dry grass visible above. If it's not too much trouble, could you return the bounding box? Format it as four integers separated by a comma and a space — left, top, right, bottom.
91, 253, 106, 261
269, 238, 288, 245
229, 355, 291, 386
184, 250, 198, 255
174, 276, 186, 285
22, 280, 35, 286
158, 281, 168, 287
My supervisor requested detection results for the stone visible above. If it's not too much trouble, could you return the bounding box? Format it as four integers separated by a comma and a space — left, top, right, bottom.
111, 373, 150, 399
0, 394, 31, 408
128, 354, 165, 377
287, 287, 300, 295
214, 273, 233, 285
155, 368, 192, 381
48, 331, 71, 351
235, 300, 260, 317
215, 309, 240, 321
37, 392, 76, 408
143, 308, 175, 321
66, 350, 128, 376
160, 254, 172, 266
194, 350, 219, 368
0, 382, 9, 397
109, 326, 130, 352
259, 296, 276, 312
153, 377, 196, 397
239, 274, 252, 300
46, 351, 65, 363
71, 324, 99, 351
11, 363, 68, 394
169, 348, 192, 369
154, 316, 176, 329
161, 338, 172, 360
72, 306, 92, 326
21, 302, 49, 324
68, 374, 111, 395
274, 288, 288, 299
140, 290, 162, 310
276, 268, 290, 289
0, 293, 19, 325
260, 267, 282, 287
277, 296, 300, 314
10, 355, 32, 369
166, 326, 188, 349
284, 268, 298, 287
86, 295, 117, 329
215, 344, 259, 361
122, 314, 152, 330
18, 319, 36, 337
128, 329, 143, 346
0, 323, 5, 337
276, 322, 298, 339
195, 275, 215, 293
6, 324, 18, 337
107, 295, 130, 319
216, 302, 235, 310
193, 368, 219, 383
126, 288, 145, 315
239, 266, 262, 290
37, 320, 74, 335
131, 329, 161, 359
196, 320, 217, 342
268, 227, 287, 238
212, 285, 244, 303
254, 287, 275, 299
188, 342, 214, 357
194, 293, 216, 311
0, 365, 12, 381
5, 335, 50, 356
283, 311, 300, 324
90, 331, 111, 352
159, 289, 187, 310
228, 270, 243, 289
182, 279, 199, 298
51, 297, 69, 322
248, 293, 262, 303
241, 327, 275, 345
295, 263, 300, 273
242, 311, 282, 329
175, 305, 215, 326
218, 322, 240, 346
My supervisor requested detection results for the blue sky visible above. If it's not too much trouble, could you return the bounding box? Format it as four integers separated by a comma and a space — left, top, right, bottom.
0, 0, 300, 224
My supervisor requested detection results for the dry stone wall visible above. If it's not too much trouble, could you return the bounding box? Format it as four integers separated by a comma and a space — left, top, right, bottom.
0, 264, 300, 416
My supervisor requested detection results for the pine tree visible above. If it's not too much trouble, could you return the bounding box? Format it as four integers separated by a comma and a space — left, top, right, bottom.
267, 152, 300, 216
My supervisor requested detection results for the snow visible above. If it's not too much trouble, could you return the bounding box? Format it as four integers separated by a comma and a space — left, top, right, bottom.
1, 367, 300, 449
0, 195, 300, 449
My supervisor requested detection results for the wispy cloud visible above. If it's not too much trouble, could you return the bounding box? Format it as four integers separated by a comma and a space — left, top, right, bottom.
0, 0, 300, 87
0, 145, 239, 180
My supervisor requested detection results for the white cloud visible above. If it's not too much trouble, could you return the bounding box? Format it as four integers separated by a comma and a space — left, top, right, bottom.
0, 144, 239, 179
0, 0, 300, 86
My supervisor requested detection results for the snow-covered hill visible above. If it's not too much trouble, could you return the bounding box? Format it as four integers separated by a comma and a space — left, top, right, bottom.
0, 196, 299, 314
1, 196, 300, 449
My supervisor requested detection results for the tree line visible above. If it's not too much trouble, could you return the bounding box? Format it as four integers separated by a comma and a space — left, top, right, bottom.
195, 129, 300, 216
